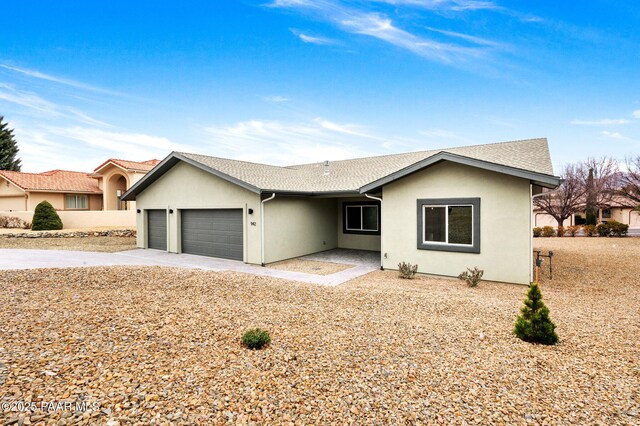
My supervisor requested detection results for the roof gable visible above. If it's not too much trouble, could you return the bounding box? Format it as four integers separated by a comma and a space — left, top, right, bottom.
94, 158, 160, 174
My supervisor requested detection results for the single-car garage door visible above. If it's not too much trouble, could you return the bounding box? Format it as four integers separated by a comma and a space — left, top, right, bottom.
181, 209, 243, 260
147, 209, 167, 250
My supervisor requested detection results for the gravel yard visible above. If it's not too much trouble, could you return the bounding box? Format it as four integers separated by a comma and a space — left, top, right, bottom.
1, 238, 639, 424
267, 259, 354, 275
0, 236, 136, 252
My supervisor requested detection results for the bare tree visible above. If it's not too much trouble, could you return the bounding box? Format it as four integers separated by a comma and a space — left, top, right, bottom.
579, 157, 619, 209
534, 163, 584, 227
619, 156, 640, 206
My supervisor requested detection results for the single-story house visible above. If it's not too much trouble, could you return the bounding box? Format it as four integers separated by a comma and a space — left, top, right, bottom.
0, 158, 159, 212
122, 138, 562, 285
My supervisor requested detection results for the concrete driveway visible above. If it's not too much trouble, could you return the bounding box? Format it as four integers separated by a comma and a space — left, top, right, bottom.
0, 248, 380, 286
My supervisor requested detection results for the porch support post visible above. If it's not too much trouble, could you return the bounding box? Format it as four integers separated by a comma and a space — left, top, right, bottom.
365, 193, 384, 270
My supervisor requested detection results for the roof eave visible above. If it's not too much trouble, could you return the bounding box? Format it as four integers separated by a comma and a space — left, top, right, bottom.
121, 152, 262, 201
359, 151, 563, 193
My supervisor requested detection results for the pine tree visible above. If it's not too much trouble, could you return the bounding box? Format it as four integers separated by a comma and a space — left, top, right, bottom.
0, 115, 21, 171
514, 283, 559, 345
585, 168, 597, 225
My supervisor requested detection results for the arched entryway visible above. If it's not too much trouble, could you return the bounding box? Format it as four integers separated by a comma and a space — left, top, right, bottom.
106, 173, 128, 210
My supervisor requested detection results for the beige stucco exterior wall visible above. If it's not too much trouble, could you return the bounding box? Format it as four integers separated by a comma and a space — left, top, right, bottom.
0, 196, 26, 211
134, 161, 262, 263
28, 192, 65, 210
337, 197, 381, 251
0, 210, 135, 228
264, 197, 337, 264
382, 161, 532, 285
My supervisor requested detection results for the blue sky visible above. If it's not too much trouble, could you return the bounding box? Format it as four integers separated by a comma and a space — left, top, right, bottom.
0, 1, 638, 173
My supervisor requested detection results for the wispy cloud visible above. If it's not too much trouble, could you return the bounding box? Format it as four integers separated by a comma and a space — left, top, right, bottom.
633, 110, 640, 119
601, 130, 635, 142
50, 127, 180, 155
0, 83, 109, 126
269, 0, 498, 65
374, 0, 499, 11
202, 117, 397, 165
263, 95, 291, 103
0, 63, 123, 96
290, 29, 338, 45
571, 118, 630, 125
425, 27, 501, 47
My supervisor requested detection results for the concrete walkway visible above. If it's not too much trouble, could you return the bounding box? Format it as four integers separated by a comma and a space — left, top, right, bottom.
0, 248, 380, 286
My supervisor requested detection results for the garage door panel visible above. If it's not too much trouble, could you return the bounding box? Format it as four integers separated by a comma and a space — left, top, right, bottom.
147, 210, 167, 251
181, 209, 243, 260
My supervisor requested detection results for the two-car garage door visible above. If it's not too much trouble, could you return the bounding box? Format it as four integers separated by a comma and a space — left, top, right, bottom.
181, 209, 243, 261
146, 208, 244, 261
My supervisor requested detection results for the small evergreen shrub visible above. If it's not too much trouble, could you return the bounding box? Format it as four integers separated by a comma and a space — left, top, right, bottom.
398, 261, 418, 279
514, 283, 558, 345
583, 224, 596, 237
532, 227, 542, 237
241, 328, 271, 350
596, 221, 629, 237
566, 225, 580, 237
31, 201, 63, 231
541, 226, 555, 237
556, 226, 565, 237
458, 267, 484, 287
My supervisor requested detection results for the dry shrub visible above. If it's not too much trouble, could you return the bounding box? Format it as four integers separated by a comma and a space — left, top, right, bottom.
556, 226, 566, 237
542, 226, 555, 237
583, 224, 596, 237
566, 225, 580, 237
0, 216, 29, 229
398, 262, 418, 279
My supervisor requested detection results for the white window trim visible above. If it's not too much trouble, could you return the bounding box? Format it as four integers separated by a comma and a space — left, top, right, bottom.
66, 194, 89, 210
345, 204, 379, 232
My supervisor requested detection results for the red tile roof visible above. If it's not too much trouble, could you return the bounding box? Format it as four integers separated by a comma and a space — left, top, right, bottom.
93, 158, 160, 173
0, 170, 101, 193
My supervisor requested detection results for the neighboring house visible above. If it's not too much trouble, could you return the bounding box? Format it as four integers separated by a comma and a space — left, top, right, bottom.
0, 159, 159, 212
91, 159, 160, 211
533, 200, 640, 229
123, 138, 561, 285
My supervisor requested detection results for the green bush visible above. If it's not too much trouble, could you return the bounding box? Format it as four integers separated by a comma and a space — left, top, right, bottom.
566, 225, 580, 237
458, 267, 484, 287
532, 227, 542, 237
583, 224, 596, 237
541, 226, 555, 237
556, 226, 565, 237
241, 328, 271, 350
514, 283, 558, 345
31, 201, 63, 231
597, 221, 629, 237
398, 261, 418, 279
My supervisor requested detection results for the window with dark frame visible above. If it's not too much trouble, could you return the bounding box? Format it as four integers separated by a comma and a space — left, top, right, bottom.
343, 202, 380, 234
601, 208, 612, 219
417, 198, 480, 253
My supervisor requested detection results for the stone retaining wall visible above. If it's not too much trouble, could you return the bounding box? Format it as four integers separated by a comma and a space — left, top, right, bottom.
2, 229, 136, 239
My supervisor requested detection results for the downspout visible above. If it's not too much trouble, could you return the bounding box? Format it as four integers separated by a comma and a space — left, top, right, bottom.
261, 193, 276, 266
365, 193, 384, 270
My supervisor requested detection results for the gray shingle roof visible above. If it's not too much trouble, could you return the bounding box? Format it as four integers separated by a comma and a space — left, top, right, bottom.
176, 138, 556, 193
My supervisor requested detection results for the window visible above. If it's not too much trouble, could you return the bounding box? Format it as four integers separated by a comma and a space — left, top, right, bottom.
65, 194, 88, 210
601, 208, 612, 219
417, 198, 480, 253
343, 202, 380, 234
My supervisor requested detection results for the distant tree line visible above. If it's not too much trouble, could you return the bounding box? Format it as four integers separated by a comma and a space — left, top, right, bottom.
534, 156, 640, 227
